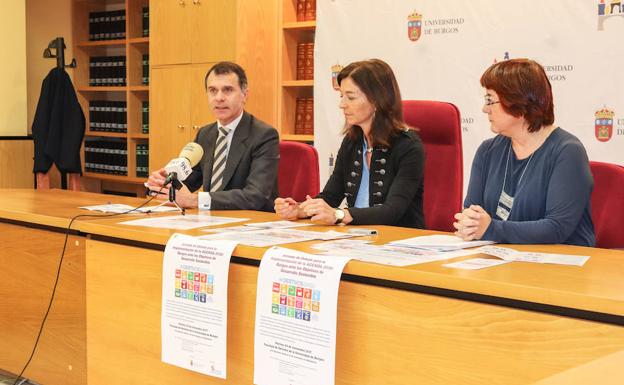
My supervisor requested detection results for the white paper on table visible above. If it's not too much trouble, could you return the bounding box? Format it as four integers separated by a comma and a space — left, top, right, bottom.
253, 247, 351, 385
80, 203, 180, 214
203, 225, 261, 233
310, 239, 373, 251
199, 228, 356, 247
443, 258, 512, 270
314, 241, 480, 266
245, 220, 314, 229
199, 229, 318, 247
389, 234, 494, 251
161, 234, 237, 378
476, 245, 590, 266
119, 214, 249, 230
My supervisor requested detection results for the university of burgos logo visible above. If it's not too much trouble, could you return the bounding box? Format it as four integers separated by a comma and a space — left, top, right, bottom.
330, 63, 343, 91
597, 0, 624, 30
594, 107, 614, 142
407, 11, 423, 41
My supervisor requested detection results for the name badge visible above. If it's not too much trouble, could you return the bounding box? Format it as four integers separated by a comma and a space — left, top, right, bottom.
496, 205, 510, 221
499, 191, 514, 209
496, 190, 514, 221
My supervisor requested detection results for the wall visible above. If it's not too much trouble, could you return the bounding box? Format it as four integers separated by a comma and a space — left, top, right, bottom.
26, 0, 74, 132
0, 1, 27, 137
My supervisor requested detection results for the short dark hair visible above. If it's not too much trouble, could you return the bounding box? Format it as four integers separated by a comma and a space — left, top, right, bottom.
337, 59, 406, 148
480, 58, 554, 133
204, 61, 248, 91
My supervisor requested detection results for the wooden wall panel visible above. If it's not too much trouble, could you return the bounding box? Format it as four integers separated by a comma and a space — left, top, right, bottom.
86, 239, 624, 385
0, 222, 86, 385
0, 140, 34, 188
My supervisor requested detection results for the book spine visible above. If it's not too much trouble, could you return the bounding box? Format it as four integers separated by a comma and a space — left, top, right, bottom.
296, 0, 305, 22
295, 98, 305, 135
304, 43, 314, 80
304, 0, 316, 21
296, 43, 306, 80
303, 98, 314, 135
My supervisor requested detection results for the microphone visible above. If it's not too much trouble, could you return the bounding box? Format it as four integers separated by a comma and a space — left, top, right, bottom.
163, 142, 205, 188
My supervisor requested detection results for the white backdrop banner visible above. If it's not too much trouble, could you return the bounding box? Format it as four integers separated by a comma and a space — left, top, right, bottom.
315, 0, 624, 190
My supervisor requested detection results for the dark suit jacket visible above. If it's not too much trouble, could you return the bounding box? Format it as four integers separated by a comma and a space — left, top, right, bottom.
32, 67, 85, 173
183, 112, 279, 211
318, 129, 425, 228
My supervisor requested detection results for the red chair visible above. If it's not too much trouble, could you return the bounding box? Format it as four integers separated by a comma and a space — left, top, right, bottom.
402, 100, 463, 232
278, 141, 320, 202
590, 161, 624, 248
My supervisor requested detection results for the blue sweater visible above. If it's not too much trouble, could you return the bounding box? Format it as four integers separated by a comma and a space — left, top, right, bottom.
464, 127, 595, 246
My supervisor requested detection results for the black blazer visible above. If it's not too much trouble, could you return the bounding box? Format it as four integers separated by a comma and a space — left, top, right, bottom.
184, 112, 280, 212
318, 130, 425, 228
32, 67, 85, 173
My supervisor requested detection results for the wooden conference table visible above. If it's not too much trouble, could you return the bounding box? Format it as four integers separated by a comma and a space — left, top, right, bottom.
0, 189, 623, 385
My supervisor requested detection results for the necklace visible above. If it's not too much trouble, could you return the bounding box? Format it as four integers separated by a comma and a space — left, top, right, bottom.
496, 142, 534, 221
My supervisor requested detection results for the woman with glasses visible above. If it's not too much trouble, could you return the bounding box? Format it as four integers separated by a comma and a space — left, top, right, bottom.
453, 58, 594, 246
274, 59, 425, 227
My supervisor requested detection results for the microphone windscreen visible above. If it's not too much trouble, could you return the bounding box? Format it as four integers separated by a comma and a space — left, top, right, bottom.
178, 142, 204, 167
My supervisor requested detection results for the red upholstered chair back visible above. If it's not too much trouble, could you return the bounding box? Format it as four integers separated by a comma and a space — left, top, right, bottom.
589, 161, 624, 248
402, 100, 463, 231
278, 141, 320, 202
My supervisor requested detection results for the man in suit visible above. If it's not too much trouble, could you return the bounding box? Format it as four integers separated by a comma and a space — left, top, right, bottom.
146, 61, 279, 211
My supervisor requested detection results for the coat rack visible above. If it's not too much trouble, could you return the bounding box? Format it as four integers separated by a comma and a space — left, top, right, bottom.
43, 37, 76, 69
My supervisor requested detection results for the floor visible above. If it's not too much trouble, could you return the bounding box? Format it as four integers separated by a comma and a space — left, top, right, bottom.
0, 370, 38, 385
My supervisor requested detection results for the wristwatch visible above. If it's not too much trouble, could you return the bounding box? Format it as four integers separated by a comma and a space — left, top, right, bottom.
334, 209, 345, 224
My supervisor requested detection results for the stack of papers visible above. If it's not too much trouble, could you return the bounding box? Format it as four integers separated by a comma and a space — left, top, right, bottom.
311, 239, 478, 267
388, 234, 494, 251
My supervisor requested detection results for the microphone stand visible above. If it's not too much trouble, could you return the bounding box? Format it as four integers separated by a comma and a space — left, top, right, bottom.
153, 172, 186, 215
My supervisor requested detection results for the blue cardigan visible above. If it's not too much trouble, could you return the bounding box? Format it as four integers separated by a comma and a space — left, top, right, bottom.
464, 127, 595, 246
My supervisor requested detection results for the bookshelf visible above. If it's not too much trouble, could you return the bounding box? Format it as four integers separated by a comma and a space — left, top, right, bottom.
278, 0, 316, 142
72, 0, 150, 187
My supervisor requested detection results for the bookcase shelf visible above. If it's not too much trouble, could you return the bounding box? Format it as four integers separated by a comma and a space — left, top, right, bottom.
73, 0, 150, 189
282, 20, 316, 31
76, 39, 126, 48
282, 80, 314, 87
83, 172, 144, 184
281, 134, 314, 142
85, 131, 127, 138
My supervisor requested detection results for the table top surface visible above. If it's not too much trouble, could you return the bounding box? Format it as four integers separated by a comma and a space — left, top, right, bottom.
2, 188, 623, 317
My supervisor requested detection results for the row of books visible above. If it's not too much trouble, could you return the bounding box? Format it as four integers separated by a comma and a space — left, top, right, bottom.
89, 56, 126, 86
89, 101, 127, 133
84, 138, 128, 176
142, 102, 149, 134
296, 43, 314, 80
143, 7, 149, 37
89, 10, 126, 41
142, 54, 149, 85
136, 144, 149, 177
294, 98, 314, 135
296, 0, 316, 21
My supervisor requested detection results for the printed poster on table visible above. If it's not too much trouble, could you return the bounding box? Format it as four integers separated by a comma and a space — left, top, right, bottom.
253, 247, 351, 385
161, 233, 237, 378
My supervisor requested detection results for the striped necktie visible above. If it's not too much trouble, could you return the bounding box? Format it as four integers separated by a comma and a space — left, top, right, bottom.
210, 126, 230, 192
